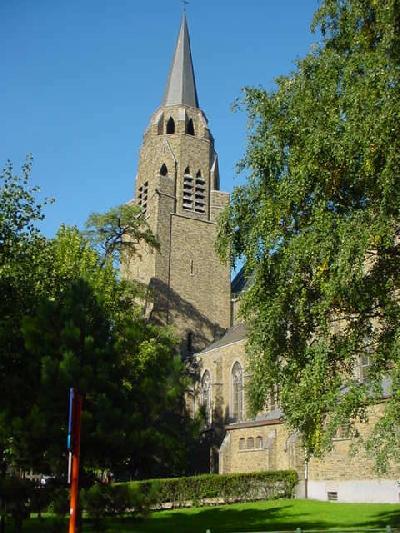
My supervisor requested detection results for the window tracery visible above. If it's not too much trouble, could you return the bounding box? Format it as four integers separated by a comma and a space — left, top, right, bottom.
201, 370, 211, 425
231, 361, 243, 422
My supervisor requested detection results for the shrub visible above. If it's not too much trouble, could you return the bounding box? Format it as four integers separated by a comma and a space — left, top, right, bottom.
81, 484, 111, 522
81, 481, 157, 525
125, 470, 297, 508
0, 476, 32, 532
48, 487, 70, 517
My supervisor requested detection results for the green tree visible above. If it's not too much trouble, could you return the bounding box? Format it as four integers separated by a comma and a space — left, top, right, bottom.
17, 226, 192, 478
218, 0, 400, 471
0, 158, 52, 473
85, 203, 158, 265
0, 163, 196, 479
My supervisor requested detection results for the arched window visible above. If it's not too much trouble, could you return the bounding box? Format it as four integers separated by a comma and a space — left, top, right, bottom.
247, 437, 254, 449
166, 117, 175, 134
239, 438, 246, 450
160, 163, 168, 176
201, 370, 211, 425
186, 118, 195, 135
231, 362, 243, 421
256, 436, 263, 449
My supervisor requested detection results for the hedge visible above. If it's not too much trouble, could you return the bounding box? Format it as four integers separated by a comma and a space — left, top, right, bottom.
123, 470, 297, 508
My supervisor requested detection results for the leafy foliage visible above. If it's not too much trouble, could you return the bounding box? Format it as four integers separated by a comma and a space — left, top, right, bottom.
0, 159, 53, 473
0, 161, 197, 481
125, 470, 297, 508
81, 482, 156, 525
218, 0, 400, 469
0, 476, 32, 532
85, 203, 159, 265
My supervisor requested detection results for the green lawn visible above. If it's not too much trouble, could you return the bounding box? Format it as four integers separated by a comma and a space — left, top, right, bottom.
23, 499, 400, 532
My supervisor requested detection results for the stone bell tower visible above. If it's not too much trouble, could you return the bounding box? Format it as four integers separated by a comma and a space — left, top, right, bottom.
125, 15, 230, 355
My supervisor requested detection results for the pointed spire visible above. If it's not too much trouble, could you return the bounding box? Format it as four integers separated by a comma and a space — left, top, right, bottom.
163, 14, 199, 108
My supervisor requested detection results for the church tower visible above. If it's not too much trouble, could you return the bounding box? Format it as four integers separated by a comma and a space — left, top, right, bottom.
125, 15, 231, 355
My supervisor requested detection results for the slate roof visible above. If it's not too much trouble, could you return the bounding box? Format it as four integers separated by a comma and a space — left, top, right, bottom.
200, 322, 247, 354
231, 265, 254, 296
163, 14, 199, 108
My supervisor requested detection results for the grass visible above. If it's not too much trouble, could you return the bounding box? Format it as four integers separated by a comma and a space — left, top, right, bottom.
22, 498, 400, 532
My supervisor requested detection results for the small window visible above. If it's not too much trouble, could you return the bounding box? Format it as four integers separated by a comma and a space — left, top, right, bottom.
256, 436, 263, 449
160, 164, 168, 176
327, 491, 338, 501
239, 438, 246, 450
186, 118, 195, 135
247, 437, 254, 449
166, 117, 175, 134
190, 259, 194, 276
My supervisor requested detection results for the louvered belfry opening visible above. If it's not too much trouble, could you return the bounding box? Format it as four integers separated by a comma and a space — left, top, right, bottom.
182, 166, 193, 211
138, 181, 149, 213
194, 171, 205, 214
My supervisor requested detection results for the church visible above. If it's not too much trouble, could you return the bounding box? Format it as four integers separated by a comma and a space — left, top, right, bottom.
123, 15, 400, 503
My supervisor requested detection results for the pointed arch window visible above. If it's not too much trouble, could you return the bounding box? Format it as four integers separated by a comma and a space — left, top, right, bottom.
231, 361, 243, 422
201, 370, 211, 425
166, 117, 175, 134
160, 164, 168, 176
186, 118, 195, 135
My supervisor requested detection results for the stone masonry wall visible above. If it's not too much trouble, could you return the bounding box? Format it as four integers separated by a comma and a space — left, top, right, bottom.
196, 338, 400, 485
124, 103, 231, 353
169, 215, 230, 352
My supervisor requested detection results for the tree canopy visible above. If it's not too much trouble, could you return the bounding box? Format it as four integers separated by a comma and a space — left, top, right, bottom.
85, 203, 158, 265
0, 161, 197, 480
218, 0, 400, 470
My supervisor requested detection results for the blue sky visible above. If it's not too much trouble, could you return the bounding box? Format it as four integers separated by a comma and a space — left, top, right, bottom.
1, 0, 319, 237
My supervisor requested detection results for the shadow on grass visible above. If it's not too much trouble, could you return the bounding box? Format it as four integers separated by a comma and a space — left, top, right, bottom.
361, 508, 400, 530
22, 501, 400, 532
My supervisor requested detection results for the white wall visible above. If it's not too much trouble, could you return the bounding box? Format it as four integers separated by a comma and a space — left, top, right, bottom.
296, 479, 400, 503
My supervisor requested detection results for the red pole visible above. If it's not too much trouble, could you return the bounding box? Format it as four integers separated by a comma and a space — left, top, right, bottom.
69, 392, 82, 533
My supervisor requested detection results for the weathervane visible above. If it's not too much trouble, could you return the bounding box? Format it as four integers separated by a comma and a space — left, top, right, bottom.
182, 0, 189, 13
